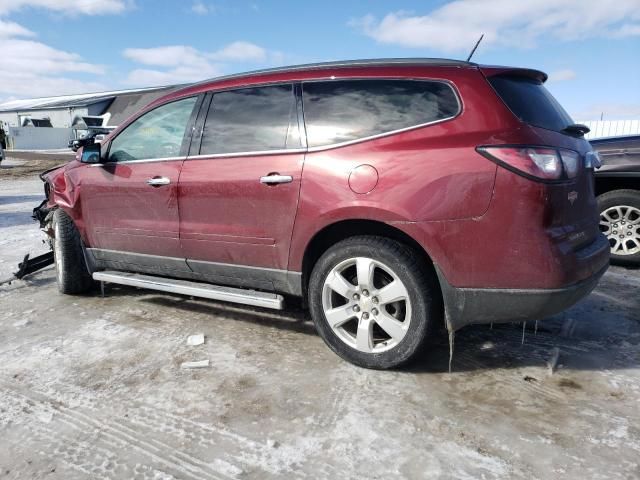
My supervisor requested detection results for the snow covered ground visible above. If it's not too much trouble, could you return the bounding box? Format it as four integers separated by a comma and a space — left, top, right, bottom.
0, 164, 639, 479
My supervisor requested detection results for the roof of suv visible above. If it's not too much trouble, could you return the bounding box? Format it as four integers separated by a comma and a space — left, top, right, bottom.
191, 57, 476, 87
138, 58, 547, 120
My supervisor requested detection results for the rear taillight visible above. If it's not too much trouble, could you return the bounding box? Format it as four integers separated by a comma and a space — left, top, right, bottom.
477, 146, 582, 182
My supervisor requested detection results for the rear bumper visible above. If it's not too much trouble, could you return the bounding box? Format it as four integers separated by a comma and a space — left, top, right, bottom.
435, 234, 610, 330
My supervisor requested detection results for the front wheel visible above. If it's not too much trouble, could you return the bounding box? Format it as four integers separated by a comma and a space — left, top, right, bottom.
52, 209, 94, 294
308, 236, 440, 369
598, 189, 640, 266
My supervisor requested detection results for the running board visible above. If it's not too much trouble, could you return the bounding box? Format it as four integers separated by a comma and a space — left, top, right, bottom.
93, 271, 284, 310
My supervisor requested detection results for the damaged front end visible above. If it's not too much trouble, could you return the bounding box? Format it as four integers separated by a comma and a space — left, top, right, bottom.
11, 182, 59, 280
1, 164, 69, 285
1, 200, 55, 284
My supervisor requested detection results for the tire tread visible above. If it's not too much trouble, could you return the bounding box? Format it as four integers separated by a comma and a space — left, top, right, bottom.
53, 209, 93, 294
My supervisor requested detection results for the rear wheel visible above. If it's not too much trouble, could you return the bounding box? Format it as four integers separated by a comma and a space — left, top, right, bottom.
598, 189, 640, 266
309, 236, 439, 369
52, 209, 94, 294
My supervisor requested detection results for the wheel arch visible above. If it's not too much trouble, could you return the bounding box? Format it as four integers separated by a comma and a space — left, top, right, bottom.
300, 219, 440, 304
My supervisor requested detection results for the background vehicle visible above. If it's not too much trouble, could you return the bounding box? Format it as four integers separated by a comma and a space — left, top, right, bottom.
0, 144, 4, 164
37, 58, 609, 369
591, 135, 640, 266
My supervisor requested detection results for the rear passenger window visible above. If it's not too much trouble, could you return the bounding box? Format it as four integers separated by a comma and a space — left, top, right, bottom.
200, 84, 300, 155
302, 80, 459, 147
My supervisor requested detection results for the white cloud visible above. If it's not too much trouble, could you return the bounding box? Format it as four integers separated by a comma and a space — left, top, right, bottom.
352, 0, 640, 53
191, 1, 211, 15
0, 1, 126, 98
126, 66, 221, 87
0, 0, 128, 15
123, 42, 279, 86
548, 69, 576, 82
210, 41, 267, 62
124, 46, 209, 68
0, 22, 107, 97
0, 19, 35, 37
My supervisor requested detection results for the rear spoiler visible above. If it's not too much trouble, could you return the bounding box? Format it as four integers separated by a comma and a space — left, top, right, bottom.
479, 66, 548, 83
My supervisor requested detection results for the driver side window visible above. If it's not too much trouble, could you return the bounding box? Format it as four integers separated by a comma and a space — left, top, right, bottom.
108, 96, 198, 162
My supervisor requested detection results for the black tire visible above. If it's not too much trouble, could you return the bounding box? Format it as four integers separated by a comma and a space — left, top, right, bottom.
308, 236, 441, 369
597, 189, 640, 266
52, 209, 94, 294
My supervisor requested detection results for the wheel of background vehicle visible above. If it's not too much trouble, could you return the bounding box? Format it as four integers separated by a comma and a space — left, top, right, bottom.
52, 209, 94, 294
598, 189, 640, 266
308, 236, 440, 369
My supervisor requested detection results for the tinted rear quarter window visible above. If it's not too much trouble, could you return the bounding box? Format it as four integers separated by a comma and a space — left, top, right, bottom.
200, 84, 300, 155
488, 75, 574, 133
302, 80, 460, 147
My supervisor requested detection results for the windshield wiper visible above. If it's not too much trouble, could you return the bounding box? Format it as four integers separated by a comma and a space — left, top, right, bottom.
561, 123, 590, 136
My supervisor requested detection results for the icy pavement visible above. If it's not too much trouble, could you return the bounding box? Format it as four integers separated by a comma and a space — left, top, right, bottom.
0, 174, 639, 479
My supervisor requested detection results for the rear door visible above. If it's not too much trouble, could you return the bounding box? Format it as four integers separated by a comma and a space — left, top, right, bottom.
178, 84, 305, 288
80, 95, 201, 273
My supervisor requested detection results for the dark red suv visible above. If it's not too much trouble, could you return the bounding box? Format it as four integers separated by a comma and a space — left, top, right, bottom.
39, 58, 610, 369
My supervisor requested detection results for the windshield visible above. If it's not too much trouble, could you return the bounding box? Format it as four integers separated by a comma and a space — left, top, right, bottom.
488, 75, 574, 133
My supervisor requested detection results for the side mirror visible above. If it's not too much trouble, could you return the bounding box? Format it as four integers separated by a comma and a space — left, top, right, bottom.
80, 143, 102, 164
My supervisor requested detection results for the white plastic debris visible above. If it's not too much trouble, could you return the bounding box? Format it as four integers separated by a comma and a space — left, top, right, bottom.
181, 359, 209, 369
186, 334, 205, 346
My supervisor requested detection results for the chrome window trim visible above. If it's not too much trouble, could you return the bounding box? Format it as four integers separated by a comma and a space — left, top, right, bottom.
301, 78, 462, 151
187, 148, 306, 161
89, 155, 187, 166
185, 78, 462, 158
91, 78, 463, 163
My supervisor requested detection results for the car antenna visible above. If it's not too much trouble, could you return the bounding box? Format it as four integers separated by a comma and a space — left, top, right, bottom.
466, 34, 484, 62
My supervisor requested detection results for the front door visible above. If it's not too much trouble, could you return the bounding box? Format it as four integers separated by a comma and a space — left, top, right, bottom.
80, 95, 201, 273
178, 84, 305, 288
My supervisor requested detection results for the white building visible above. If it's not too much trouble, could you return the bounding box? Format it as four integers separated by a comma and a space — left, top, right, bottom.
0, 85, 177, 150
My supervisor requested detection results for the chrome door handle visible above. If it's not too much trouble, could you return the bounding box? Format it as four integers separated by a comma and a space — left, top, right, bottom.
260, 174, 293, 185
146, 177, 171, 187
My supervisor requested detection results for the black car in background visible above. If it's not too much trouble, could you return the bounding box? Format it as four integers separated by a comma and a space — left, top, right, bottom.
591, 135, 640, 266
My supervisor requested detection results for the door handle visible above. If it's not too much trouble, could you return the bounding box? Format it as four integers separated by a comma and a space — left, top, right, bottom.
260, 174, 293, 185
146, 176, 171, 187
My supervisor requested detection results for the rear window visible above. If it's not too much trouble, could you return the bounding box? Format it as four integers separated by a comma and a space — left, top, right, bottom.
200, 84, 300, 155
302, 79, 460, 148
488, 75, 573, 133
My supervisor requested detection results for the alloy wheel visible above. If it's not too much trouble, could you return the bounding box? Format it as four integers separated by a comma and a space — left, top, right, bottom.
600, 205, 640, 256
322, 257, 411, 353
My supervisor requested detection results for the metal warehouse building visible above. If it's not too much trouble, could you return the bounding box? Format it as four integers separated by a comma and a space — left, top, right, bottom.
0, 85, 177, 150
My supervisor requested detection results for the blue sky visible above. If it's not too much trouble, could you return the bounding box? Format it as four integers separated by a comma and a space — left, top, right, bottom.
0, 0, 638, 120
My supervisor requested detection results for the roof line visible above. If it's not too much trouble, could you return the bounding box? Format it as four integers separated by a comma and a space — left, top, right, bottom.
190, 57, 476, 88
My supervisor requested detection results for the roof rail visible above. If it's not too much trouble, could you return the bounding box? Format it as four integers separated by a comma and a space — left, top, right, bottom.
191, 57, 475, 88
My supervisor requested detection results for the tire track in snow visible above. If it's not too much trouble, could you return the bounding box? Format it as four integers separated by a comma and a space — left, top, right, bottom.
3, 383, 233, 480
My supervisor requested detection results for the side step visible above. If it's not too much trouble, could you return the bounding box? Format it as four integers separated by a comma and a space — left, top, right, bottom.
93, 270, 284, 310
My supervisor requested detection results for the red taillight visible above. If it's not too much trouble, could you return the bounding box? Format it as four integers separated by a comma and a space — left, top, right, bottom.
477, 146, 581, 182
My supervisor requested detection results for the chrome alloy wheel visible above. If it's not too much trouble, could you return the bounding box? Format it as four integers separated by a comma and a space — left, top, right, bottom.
322, 257, 411, 353
600, 205, 640, 256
